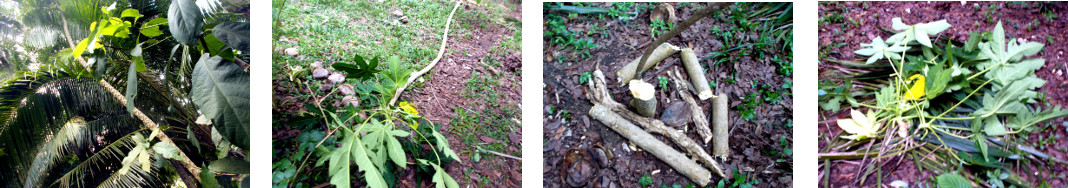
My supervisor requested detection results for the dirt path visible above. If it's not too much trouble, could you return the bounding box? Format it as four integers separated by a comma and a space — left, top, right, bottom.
402, 1, 524, 187
818, 2, 1068, 187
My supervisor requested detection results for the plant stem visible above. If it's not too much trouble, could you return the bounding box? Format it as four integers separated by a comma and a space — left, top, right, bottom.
925, 79, 993, 125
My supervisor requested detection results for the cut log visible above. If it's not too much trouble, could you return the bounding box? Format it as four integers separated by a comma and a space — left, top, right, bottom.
617, 43, 680, 85
668, 68, 713, 144
712, 92, 729, 158
628, 80, 657, 117
680, 48, 714, 100
590, 104, 711, 186
587, 69, 726, 178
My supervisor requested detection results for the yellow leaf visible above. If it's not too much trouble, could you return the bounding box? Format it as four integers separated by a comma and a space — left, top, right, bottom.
399, 101, 418, 115
904, 74, 926, 100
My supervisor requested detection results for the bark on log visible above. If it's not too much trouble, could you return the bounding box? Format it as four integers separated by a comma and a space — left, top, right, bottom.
668, 68, 713, 144
617, 43, 680, 85
680, 48, 714, 100
712, 92, 729, 158
587, 69, 726, 178
589, 104, 711, 186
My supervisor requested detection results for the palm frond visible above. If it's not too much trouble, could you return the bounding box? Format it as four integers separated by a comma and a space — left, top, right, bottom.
24, 116, 146, 187
0, 78, 126, 183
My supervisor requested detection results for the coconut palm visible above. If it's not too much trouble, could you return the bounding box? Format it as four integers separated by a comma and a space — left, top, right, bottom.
0, 0, 250, 187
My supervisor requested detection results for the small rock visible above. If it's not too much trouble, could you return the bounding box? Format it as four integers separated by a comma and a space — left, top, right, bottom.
398, 16, 408, 24
342, 95, 359, 107
319, 83, 333, 92
338, 84, 355, 95
391, 9, 403, 17
328, 73, 346, 83
659, 102, 692, 128
312, 68, 329, 79
284, 47, 299, 56
311, 61, 323, 68
566, 158, 593, 187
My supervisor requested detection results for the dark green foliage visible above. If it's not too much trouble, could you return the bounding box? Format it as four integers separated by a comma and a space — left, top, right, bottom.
332, 54, 382, 81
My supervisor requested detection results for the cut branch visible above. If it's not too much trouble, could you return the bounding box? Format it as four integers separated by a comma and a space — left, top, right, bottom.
712, 91, 729, 158
99, 80, 201, 181
617, 43, 680, 85
628, 80, 657, 117
587, 69, 727, 179
680, 48, 714, 100
589, 104, 711, 186
668, 68, 712, 144
389, 1, 462, 106
631, 2, 729, 83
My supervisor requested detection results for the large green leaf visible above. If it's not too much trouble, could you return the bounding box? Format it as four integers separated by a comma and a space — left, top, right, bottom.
330, 128, 388, 188
125, 62, 138, 116
139, 18, 168, 37
191, 55, 250, 149
201, 165, 222, 188
212, 22, 250, 52
209, 157, 250, 174
168, 0, 203, 45
431, 164, 459, 188
936, 173, 972, 188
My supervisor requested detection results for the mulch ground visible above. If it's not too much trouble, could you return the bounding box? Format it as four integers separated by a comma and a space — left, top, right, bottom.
818, 2, 1068, 187
543, 2, 793, 187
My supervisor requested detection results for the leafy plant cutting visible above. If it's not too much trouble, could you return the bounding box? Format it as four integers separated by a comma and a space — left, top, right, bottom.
819, 16, 1068, 187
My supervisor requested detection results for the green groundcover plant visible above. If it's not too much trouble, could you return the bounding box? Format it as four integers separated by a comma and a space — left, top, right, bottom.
819, 18, 1068, 187
272, 54, 461, 188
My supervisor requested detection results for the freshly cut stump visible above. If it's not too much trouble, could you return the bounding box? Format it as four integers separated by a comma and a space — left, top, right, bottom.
590, 104, 711, 186
617, 43, 681, 85
629, 80, 657, 117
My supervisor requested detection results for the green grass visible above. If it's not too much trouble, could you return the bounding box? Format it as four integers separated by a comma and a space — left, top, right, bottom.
274, 0, 516, 69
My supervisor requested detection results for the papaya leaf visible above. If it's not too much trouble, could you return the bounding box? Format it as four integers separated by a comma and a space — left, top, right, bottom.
330, 129, 388, 188
431, 164, 459, 188
386, 136, 407, 169
853, 36, 905, 64
936, 173, 972, 188
886, 17, 950, 48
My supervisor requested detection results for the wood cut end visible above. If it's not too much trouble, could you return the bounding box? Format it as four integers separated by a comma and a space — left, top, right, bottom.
629, 80, 656, 100
697, 90, 714, 100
